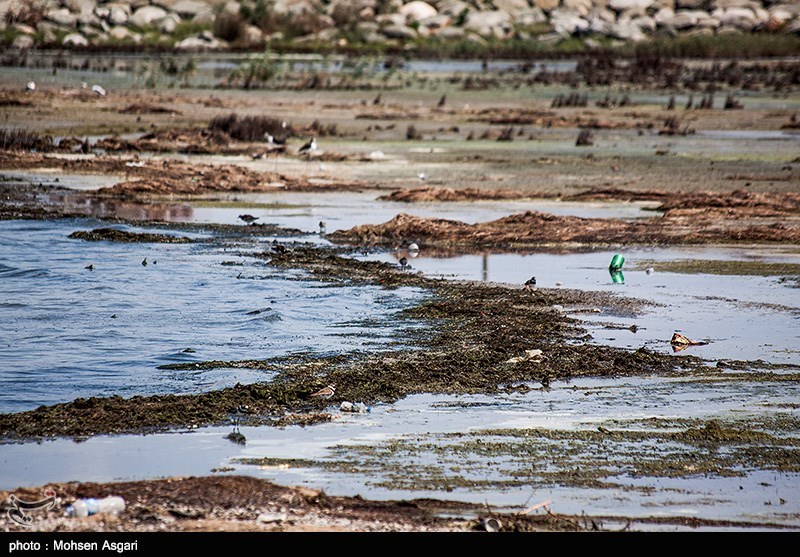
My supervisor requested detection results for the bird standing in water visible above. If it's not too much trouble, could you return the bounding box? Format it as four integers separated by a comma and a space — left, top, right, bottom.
239, 214, 259, 224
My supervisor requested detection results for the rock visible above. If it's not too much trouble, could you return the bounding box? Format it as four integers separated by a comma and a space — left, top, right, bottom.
12, 34, 35, 50
418, 14, 451, 30
435, 25, 466, 38
768, 7, 794, 23
175, 34, 228, 50
109, 8, 129, 25
463, 10, 512, 36
589, 16, 614, 33
376, 13, 406, 26
68, 0, 97, 15
130, 6, 168, 27
12, 23, 37, 35
610, 21, 646, 39
329, 0, 376, 24
550, 9, 591, 35
492, 0, 532, 14
158, 13, 180, 33
676, 0, 708, 8
696, 15, 720, 27
63, 32, 89, 46
667, 9, 709, 28
719, 6, 757, 28
683, 25, 714, 34
608, 0, 655, 11
437, 1, 469, 17
222, 0, 240, 15
710, 0, 759, 8
110, 25, 138, 40
381, 23, 418, 39
47, 8, 78, 28
170, 0, 211, 18
518, 7, 548, 24
654, 6, 675, 24
399, 1, 437, 21
533, 0, 560, 11
192, 8, 215, 24
563, 0, 593, 17
631, 14, 657, 30
590, 6, 619, 22
241, 24, 264, 46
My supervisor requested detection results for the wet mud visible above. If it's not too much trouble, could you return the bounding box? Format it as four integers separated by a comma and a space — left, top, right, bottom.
2, 474, 755, 532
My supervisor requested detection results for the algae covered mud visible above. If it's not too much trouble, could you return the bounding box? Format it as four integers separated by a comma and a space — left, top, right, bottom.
0, 53, 799, 532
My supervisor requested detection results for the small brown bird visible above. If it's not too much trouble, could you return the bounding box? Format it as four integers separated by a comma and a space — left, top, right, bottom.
310, 384, 336, 400
239, 214, 259, 224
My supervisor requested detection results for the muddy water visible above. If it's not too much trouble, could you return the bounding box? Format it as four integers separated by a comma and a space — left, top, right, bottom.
0, 219, 423, 413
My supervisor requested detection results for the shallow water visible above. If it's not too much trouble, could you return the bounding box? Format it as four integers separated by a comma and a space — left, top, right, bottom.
1, 195, 798, 529
3, 376, 798, 529
366, 246, 800, 364
0, 219, 423, 413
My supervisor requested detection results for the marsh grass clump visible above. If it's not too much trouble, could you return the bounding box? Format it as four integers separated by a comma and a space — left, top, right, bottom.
0, 128, 54, 151
209, 113, 289, 141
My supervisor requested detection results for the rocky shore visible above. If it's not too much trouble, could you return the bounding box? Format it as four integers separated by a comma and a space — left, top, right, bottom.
2, 0, 799, 54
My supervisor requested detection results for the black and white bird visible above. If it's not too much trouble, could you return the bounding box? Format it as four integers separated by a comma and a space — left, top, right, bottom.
265, 133, 286, 146
523, 276, 536, 291
25, 81, 35, 92
229, 404, 250, 427
238, 214, 259, 224
399, 257, 409, 269
142, 258, 148, 267
298, 137, 317, 155
310, 384, 336, 400
319, 220, 327, 234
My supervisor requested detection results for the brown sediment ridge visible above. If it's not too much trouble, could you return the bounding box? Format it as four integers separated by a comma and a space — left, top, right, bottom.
330, 189, 800, 249
379, 186, 800, 211
0, 152, 369, 196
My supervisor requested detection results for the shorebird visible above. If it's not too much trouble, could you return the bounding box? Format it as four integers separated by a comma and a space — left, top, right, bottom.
417, 172, 427, 181
310, 384, 336, 400
399, 256, 409, 269
298, 137, 317, 156
91, 84, 107, 96
271, 243, 288, 254
523, 276, 536, 291
238, 214, 259, 224
319, 220, 326, 234
265, 133, 286, 146
25, 81, 35, 92
229, 404, 250, 428
407, 243, 419, 252
141, 258, 148, 267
